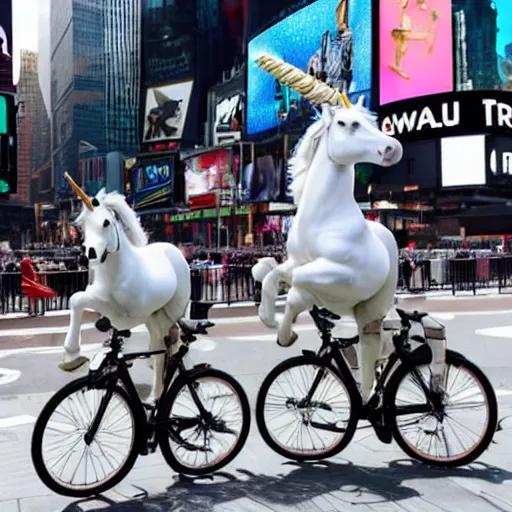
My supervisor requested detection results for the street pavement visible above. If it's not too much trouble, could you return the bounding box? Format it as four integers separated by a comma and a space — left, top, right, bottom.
1, 296, 512, 511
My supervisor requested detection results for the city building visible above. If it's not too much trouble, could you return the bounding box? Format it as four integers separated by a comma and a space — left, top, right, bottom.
50, 0, 140, 204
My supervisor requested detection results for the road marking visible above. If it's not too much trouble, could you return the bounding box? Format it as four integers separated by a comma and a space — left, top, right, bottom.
496, 390, 512, 397
475, 326, 512, 339
0, 343, 104, 360
0, 368, 21, 385
0, 415, 36, 429
0, 323, 96, 337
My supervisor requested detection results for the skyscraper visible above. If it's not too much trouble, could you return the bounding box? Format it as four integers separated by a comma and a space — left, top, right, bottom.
50, 0, 140, 202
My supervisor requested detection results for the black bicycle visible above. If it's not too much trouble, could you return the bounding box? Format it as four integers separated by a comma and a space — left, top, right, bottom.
31, 317, 251, 498
256, 306, 497, 468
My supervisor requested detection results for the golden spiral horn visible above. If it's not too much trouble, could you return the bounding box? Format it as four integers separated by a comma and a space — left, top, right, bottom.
256, 55, 352, 108
64, 172, 94, 211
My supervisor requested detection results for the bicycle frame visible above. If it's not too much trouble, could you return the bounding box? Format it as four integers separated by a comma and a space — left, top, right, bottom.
85, 331, 213, 456
302, 309, 436, 424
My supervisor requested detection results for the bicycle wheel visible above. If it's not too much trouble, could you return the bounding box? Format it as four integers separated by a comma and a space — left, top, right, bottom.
256, 355, 359, 461
385, 349, 498, 468
31, 376, 141, 497
157, 368, 250, 475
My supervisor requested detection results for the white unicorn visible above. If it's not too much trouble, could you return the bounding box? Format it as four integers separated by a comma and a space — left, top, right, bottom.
252, 57, 403, 404
60, 175, 191, 403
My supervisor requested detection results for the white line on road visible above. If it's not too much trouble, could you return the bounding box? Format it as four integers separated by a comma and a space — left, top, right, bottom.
475, 326, 512, 339
496, 390, 512, 397
0, 415, 36, 429
0, 368, 21, 385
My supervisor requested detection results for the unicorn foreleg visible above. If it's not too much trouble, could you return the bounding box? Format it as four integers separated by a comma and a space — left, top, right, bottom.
259, 260, 295, 328
60, 292, 90, 371
277, 286, 314, 347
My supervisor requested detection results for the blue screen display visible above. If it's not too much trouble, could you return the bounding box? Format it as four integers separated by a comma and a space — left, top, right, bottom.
247, 0, 372, 135
133, 159, 174, 210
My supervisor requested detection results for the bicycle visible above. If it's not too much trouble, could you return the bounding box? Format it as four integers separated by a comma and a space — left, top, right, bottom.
256, 306, 498, 468
31, 316, 251, 498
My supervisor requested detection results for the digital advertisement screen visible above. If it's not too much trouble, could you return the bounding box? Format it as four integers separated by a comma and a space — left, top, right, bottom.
379, 0, 453, 106
142, 0, 195, 85
143, 80, 194, 143
132, 159, 174, 210
247, 0, 372, 135
184, 149, 232, 199
0, 0, 13, 91
441, 135, 486, 188
241, 149, 285, 203
487, 136, 512, 186
453, 0, 512, 92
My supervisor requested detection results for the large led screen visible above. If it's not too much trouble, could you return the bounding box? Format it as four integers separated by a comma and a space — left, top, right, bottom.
143, 80, 194, 143
247, 0, 372, 136
132, 159, 174, 210
453, 0, 512, 92
185, 150, 232, 198
441, 135, 486, 188
0, 0, 13, 91
379, 0, 453, 106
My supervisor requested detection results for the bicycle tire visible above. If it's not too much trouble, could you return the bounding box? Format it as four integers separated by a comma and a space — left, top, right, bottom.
31, 376, 142, 497
384, 349, 498, 468
256, 355, 359, 461
157, 367, 251, 475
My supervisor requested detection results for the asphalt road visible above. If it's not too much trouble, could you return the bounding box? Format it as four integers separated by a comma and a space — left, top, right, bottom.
0, 304, 512, 511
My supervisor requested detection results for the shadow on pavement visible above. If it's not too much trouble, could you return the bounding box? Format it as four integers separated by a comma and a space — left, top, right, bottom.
60, 459, 512, 512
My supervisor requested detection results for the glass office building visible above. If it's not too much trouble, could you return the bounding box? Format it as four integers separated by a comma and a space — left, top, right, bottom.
51, 0, 140, 201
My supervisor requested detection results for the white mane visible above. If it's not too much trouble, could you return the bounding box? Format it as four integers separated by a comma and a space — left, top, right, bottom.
287, 103, 378, 206
287, 118, 327, 205
76, 189, 148, 247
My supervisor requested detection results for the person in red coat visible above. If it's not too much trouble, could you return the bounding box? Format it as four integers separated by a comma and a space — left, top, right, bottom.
20, 256, 56, 317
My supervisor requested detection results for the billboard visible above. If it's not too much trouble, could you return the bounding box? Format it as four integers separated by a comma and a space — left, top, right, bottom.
142, 0, 196, 85
132, 159, 174, 210
379, 0, 453, 106
379, 91, 512, 143
143, 80, 194, 143
441, 135, 487, 188
0, 0, 13, 91
453, 0, 512, 92
184, 149, 233, 204
247, 0, 372, 135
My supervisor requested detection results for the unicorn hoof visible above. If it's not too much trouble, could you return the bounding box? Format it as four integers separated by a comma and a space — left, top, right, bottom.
277, 331, 299, 348
59, 352, 89, 372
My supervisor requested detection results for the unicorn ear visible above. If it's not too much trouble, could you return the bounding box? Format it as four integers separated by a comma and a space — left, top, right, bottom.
321, 103, 334, 126
356, 95, 365, 108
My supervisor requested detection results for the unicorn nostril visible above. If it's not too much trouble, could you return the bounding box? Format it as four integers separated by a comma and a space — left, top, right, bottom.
88, 248, 97, 260
385, 145, 395, 155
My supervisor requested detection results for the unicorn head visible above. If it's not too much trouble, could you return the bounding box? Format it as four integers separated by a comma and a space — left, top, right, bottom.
65, 173, 147, 265
320, 96, 403, 168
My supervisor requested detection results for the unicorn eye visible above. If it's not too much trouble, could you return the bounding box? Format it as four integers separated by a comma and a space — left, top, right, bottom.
103, 219, 110, 228
337, 120, 346, 127
352, 121, 360, 130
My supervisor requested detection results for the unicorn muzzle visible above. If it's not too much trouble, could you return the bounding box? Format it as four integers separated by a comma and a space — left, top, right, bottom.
378, 141, 402, 166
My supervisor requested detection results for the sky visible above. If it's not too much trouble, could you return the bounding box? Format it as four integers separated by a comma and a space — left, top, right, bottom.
12, 0, 39, 84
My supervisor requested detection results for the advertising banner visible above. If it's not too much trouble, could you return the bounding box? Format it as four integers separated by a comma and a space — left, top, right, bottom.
184, 150, 234, 206
379, 0, 453, 106
0, 0, 13, 91
379, 91, 512, 143
143, 80, 194, 143
132, 159, 174, 210
453, 0, 512, 92
247, 0, 372, 136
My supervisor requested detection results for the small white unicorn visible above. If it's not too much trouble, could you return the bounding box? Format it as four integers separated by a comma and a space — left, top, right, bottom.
61, 175, 191, 403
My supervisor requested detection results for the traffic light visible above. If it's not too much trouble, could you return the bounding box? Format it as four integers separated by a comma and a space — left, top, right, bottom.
0, 92, 17, 194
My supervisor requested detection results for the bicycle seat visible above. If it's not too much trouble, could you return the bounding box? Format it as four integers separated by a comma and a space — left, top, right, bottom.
179, 319, 215, 336
396, 308, 429, 323
95, 317, 112, 332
